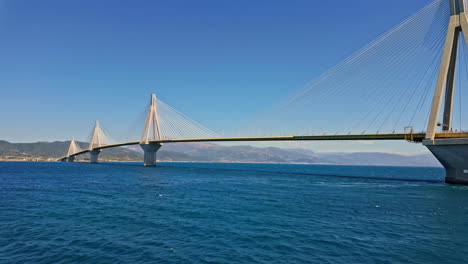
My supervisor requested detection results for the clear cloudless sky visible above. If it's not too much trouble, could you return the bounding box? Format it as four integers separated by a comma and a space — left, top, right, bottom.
0, 0, 438, 154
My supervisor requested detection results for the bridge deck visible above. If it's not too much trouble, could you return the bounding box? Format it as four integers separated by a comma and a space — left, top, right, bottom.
59, 132, 468, 160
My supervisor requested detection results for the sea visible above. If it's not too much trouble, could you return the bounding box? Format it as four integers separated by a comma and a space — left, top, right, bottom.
1, 161, 468, 264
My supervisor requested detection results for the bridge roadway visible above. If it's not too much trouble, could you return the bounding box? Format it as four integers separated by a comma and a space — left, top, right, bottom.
59, 132, 468, 160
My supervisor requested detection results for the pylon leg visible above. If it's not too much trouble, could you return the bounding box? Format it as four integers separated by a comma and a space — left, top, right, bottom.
90, 149, 101, 163
140, 143, 162, 166
424, 139, 468, 184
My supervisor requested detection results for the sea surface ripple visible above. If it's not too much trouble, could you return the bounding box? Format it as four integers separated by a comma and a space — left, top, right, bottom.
1, 162, 468, 264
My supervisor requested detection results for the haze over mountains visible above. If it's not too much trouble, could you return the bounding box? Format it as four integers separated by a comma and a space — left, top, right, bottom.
0, 140, 441, 167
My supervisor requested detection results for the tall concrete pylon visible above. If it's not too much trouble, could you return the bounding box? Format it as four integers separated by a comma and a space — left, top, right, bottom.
424, 0, 468, 184
140, 94, 162, 144
66, 137, 80, 162
140, 94, 162, 166
89, 120, 102, 150
426, 0, 468, 138
88, 120, 102, 163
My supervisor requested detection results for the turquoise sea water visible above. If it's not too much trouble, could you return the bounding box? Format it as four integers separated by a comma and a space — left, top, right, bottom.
1, 162, 468, 263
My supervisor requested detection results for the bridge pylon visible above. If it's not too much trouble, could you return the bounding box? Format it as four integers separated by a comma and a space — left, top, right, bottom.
424, 0, 468, 184
88, 120, 103, 163
65, 137, 80, 162
139, 94, 162, 166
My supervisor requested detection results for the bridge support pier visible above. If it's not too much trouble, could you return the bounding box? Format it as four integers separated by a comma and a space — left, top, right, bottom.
423, 139, 468, 184
67, 156, 75, 162
140, 143, 162, 166
90, 149, 101, 163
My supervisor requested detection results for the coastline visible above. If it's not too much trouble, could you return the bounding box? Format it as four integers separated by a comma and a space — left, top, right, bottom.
0, 159, 442, 168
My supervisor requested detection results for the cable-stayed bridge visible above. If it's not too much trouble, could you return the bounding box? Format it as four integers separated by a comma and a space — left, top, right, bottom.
60, 0, 468, 184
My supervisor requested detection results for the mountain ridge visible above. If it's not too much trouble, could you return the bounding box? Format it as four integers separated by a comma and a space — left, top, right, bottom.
0, 140, 441, 167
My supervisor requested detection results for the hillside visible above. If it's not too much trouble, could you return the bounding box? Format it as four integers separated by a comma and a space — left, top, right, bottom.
0, 140, 441, 167
0, 140, 140, 161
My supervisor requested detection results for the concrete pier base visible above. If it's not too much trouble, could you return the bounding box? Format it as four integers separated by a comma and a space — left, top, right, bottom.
140, 143, 162, 166
67, 156, 75, 162
423, 139, 468, 184
90, 149, 102, 163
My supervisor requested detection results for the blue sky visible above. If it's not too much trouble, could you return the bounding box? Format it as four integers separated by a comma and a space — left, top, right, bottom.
0, 0, 444, 154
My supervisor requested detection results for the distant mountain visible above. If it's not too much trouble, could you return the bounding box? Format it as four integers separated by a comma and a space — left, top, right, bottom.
0, 140, 141, 161
160, 143, 320, 163
0, 140, 441, 167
